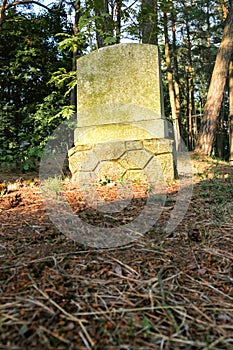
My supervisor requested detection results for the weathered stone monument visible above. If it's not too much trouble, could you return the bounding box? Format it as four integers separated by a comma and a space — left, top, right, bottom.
69, 43, 174, 186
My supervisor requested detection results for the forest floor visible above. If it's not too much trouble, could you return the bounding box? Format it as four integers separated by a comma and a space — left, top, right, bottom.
0, 154, 233, 350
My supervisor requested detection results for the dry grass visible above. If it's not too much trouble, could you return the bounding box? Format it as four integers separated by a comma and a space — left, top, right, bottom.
0, 154, 232, 349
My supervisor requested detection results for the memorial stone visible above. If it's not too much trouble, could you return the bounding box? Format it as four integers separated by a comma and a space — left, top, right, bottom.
69, 43, 174, 185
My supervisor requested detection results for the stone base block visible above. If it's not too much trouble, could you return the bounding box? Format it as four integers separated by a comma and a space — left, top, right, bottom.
68, 137, 174, 185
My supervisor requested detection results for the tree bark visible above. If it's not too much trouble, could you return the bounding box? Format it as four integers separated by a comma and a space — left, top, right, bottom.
164, 11, 181, 151
115, 0, 121, 44
186, 19, 196, 150
171, 3, 180, 122
195, 1, 233, 156
94, 0, 110, 48
141, 0, 158, 45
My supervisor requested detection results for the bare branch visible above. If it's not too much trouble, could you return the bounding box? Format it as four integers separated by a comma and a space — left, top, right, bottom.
5, 0, 54, 12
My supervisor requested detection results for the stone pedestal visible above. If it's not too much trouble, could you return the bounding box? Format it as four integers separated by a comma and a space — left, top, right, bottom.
69, 138, 174, 184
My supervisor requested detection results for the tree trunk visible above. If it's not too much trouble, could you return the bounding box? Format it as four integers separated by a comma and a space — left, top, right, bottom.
94, 0, 111, 48
115, 0, 121, 44
186, 19, 196, 150
185, 64, 192, 149
195, 1, 233, 156
229, 60, 233, 165
164, 11, 181, 151
171, 3, 180, 122
94, 0, 105, 48
70, 0, 81, 107
141, 0, 158, 45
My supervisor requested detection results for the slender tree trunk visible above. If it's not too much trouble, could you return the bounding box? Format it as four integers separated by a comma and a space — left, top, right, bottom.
186, 22, 195, 117
185, 63, 192, 149
164, 11, 181, 151
181, 20, 192, 149
70, 0, 81, 107
186, 19, 196, 149
229, 60, 233, 165
104, 0, 114, 41
141, 0, 158, 45
206, 0, 211, 47
94, 0, 105, 48
171, 4, 180, 122
115, 0, 121, 43
94, 0, 112, 48
195, 1, 233, 156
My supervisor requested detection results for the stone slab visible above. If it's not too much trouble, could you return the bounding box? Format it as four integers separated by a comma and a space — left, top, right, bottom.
74, 119, 168, 145
76, 44, 165, 128
77, 104, 163, 128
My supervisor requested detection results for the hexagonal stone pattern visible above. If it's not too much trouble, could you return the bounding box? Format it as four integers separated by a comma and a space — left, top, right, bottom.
143, 138, 173, 155
119, 149, 153, 170
93, 141, 125, 161
95, 161, 126, 182
69, 138, 174, 184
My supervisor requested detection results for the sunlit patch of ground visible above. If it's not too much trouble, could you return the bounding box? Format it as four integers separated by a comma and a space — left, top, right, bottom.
0, 154, 232, 349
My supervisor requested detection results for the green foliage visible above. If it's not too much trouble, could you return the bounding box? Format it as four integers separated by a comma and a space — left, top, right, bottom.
56, 32, 87, 52
0, 7, 72, 170
49, 68, 77, 97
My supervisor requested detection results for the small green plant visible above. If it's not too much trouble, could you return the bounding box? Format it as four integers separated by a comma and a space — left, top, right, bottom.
143, 316, 151, 338
42, 176, 63, 199
128, 316, 134, 338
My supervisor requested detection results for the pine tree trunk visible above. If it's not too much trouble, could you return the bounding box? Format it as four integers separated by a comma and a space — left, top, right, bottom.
171, 4, 180, 122
164, 11, 181, 151
186, 19, 196, 150
141, 0, 158, 45
195, 1, 233, 156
